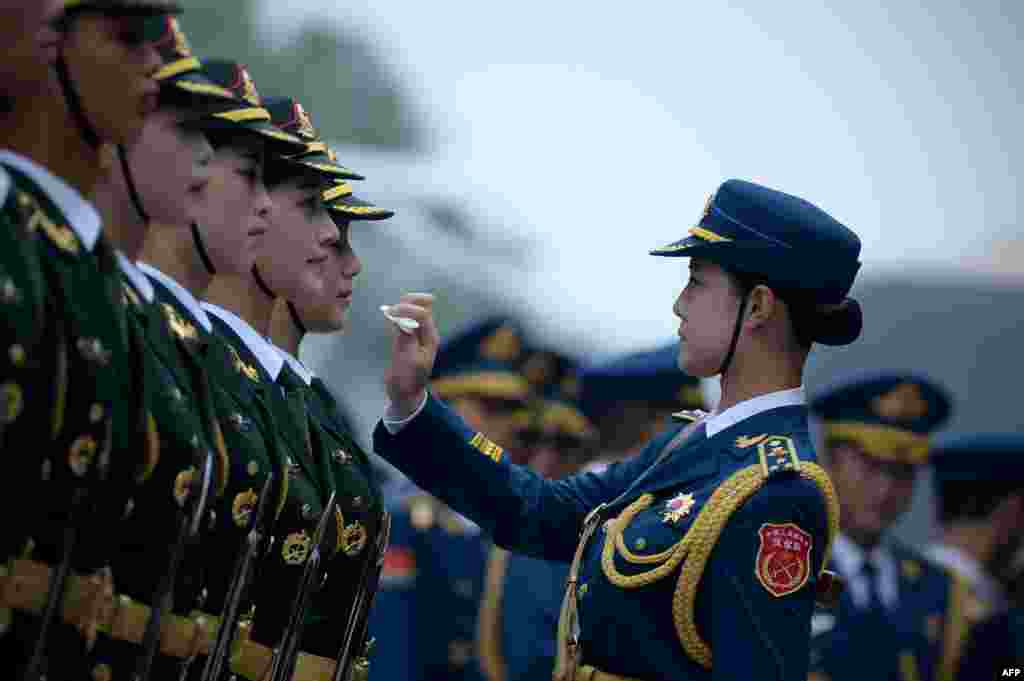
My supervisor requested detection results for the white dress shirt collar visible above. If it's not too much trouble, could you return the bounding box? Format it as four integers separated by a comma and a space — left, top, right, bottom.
115, 252, 155, 303
137, 261, 213, 332
274, 346, 314, 386
201, 302, 283, 380
832, 533, 900, 610
705, 386, 806, 437
0, 150, 101, 251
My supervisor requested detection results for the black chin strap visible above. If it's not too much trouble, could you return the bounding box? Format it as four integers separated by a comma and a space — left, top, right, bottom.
117, 145, 149, 224
190, 222, 217, 275
717, 290, 750, 377
251, 264, 276, 299
286, 301, 308, 336
54, 54, 101, 149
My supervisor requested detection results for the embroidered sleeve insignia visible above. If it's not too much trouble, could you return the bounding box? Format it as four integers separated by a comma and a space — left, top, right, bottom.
469, 432, 503, 463
661, 492, 696, 525
757, 435, 800, 476
755, 523, 812, 597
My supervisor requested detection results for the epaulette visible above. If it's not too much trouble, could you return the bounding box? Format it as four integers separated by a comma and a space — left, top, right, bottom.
754, 435, 802, 478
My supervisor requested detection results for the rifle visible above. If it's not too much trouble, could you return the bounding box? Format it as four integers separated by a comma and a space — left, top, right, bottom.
332, 511, 391, 681
198, 473, 277, 681
22, 418, 113, 681
267, 491, 338, 681
131, 449, 215, 681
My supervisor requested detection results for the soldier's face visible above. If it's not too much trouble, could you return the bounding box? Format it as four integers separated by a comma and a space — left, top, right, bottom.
196, 140, 271, 275
259, 176, 338, 303
122, 106, 212, 225
0, 0, 63, 101
60, 13, 161, 145
290, 219, 362, 333
673, 259, 741, 377
829, 442, 916, 545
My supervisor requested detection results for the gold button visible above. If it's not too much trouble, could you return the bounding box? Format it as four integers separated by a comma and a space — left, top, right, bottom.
247, 460, 259, 476
634, 538, 647, 550
9, 345, 25, 367
92, 663, 113, 681
89, 403, 104, 423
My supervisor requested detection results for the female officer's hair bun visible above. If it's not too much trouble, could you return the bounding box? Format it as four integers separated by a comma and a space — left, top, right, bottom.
807, 298, 862, 346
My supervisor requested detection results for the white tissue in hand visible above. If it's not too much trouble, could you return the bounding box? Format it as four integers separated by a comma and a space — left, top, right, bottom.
380, 305, 420, 333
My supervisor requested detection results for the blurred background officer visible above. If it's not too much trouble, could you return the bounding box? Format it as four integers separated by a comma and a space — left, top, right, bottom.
807, 372, 968, 681
579, 342, 706, 472
927, 434, 1024, 618
477, 346, 597, 681
370, 316, 532, 681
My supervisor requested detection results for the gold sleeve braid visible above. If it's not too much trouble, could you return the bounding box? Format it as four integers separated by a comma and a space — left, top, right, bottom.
599, 461, 840, 669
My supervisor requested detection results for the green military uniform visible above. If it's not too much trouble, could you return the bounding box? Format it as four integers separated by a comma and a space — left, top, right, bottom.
0, 156, 156, 681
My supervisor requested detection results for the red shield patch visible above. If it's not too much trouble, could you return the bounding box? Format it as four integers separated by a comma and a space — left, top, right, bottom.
755, 523, 812, 597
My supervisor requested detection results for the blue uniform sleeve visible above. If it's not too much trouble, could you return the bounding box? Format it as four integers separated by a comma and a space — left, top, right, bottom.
707, 475, 827, 681
373, 393, 671, 562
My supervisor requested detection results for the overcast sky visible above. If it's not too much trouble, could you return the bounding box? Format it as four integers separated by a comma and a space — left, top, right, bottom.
265, 0, 1022, 350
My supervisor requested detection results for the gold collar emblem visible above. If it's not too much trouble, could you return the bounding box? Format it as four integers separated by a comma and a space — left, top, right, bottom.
162, 304, 198, 341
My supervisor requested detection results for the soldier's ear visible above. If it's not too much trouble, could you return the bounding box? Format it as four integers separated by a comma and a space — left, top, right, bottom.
744, 284, 778, 329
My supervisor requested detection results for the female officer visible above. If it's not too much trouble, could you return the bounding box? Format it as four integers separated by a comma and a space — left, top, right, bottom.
374, 179, 862, 681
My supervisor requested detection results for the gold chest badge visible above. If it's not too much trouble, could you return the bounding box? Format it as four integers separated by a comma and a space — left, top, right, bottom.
661, 492, 696, 525
232, 488, 259, 527
282, 530, 312, 565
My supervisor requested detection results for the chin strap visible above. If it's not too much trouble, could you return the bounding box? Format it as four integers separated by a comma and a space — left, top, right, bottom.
717, 290, 750, 377
54, 53, 101, 149
190, 222, 217, 275
251, 264, 276, 300
286, 301, 307, 336
117, 145, 150, 224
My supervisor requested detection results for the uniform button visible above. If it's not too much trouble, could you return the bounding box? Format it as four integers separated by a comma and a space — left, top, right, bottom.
8, 344, 26, 367
247, 460, 259, 476
170, 387, 184, 402
0, 278, 21, 304
333, 449, 351, 464
89, 403, 104, 423
91, 663, 113, 681
634, 538, 647, 550
352, 496, 364, 509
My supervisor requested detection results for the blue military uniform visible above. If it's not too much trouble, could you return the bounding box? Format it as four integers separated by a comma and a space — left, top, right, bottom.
370, 317, 532, 681
927, 434, 1024, 681
807, 372, 970, 681
375, 180, 863, 681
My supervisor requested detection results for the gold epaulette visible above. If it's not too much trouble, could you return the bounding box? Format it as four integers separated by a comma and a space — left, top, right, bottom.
599, 440, 840, 669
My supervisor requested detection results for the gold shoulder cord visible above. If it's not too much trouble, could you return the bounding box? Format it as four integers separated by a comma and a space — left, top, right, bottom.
599, 460, 839, 669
